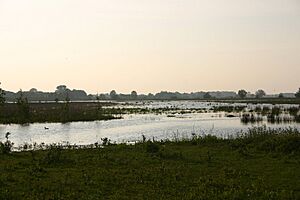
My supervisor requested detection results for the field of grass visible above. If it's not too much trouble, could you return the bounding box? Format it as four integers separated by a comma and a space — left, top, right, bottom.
1, 127, 300, 199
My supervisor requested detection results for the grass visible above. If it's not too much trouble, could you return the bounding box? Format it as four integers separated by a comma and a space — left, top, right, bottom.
0, 127, 300, 199
0, 102, 120, 124
0, 102, 201, 124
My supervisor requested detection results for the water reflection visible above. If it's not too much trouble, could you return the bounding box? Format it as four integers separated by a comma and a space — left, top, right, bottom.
1, 112, 300, 147
1, 101, 300, 147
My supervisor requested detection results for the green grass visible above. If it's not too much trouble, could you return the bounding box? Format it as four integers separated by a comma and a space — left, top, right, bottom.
1, 127, 300, 199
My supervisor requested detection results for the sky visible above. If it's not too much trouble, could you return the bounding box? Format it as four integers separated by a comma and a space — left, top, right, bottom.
0, 0, 299, 94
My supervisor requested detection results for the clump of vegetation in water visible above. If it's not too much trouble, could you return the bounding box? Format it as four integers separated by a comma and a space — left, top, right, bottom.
241, 113, 263, 124
212, 105, 247, 113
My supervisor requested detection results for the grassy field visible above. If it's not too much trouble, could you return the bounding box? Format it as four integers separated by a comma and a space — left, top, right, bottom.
1, 127, 300, 199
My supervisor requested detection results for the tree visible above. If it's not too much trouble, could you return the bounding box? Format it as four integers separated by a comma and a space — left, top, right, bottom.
56, 85, 67, 93
96, 94, 100, 102
238, 89, 247, 99
65, 93, 70, 103
0, 82, 5, 106
110, 90, 118, 100
99, 94, 106, 100
131, 91, 138, 99
29, 88, 38, 93
148, 93, 154, 99
203, 92, 212, 99
278, 93, 284, 98
16, 90, 30, 123
295, 88, 300, 98
255, 89, 266, 98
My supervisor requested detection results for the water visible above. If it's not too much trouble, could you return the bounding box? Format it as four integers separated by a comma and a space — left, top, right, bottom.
0, 101, 299, 148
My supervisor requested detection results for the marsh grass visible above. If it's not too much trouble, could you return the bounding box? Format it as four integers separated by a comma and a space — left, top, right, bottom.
229, 126, 300, 154
0, 102, 120, 124
1, 101, 299, 125
1, 127, 299, 199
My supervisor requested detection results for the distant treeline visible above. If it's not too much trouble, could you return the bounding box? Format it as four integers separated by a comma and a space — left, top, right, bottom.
1, 85, 299, 102
2, 85, 237, 102
4, 85, 90, 102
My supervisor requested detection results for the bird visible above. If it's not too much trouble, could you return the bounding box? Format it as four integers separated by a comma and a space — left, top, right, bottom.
5, 132, 11, 139
44, 127, 49, 130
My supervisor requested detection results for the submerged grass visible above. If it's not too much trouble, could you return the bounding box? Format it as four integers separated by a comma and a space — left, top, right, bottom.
0, 127, 300, 199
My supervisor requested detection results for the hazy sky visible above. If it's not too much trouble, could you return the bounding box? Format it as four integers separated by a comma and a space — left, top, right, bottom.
0, 0, 299, 94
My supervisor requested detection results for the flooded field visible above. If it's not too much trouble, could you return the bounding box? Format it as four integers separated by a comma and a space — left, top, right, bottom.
1, 101, 299, 148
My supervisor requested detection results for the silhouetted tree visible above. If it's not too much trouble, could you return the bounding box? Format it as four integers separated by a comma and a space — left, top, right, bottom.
295, 88, 300, 98
56, 85, 68, 93
110, 90, 118, 100
148, 93, 154, 99
131, 91, 138, 99
96, 94, 100, 102
0, 83, 5, 118
65, 93, 70, 103
99, 94, 107, 100
29, 88, 38, 93
238, 89, 247, 99
16, 90, 30, 123
95, 94, 103, 116
278, 93, 284, 98
61, 95, 70, 122
203, 92, 212, 99
255, 89, 266, 98
0, 82, 5, 106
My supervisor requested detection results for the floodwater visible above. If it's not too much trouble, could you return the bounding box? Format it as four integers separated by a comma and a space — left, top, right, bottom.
0, 101, 299, 147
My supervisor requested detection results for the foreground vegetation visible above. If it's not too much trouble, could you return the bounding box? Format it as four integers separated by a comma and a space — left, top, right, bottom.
0, 127, 300, 199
